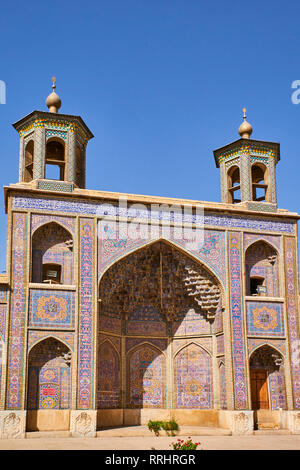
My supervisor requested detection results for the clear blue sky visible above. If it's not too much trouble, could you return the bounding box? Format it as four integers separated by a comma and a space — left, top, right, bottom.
0, 0, 300, 272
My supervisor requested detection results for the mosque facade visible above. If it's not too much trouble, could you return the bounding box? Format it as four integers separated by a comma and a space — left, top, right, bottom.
0, 82, 300, 437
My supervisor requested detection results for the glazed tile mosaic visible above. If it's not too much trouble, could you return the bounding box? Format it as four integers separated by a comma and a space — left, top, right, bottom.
29, 290, 75, 328
2, 96, 300, 436
246, 302, 284, 337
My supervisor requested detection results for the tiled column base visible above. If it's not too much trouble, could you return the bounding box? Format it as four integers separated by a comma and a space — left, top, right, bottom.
70, 410, 97, 437
0, 411, 27, 439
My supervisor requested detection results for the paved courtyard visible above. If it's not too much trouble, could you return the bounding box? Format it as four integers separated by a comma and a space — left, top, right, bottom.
0, 434, 300, 450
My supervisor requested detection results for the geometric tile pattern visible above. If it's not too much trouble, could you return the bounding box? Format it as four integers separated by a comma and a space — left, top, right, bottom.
229, 231, 248, 410
0, 287, 8, 302
28, 290, 75, 328
246, 302, 285, 337
284, 237, 300, 409
174, 343, 212, 409
27, 338, 71, 410
97, 341, 120, 408
77, 218, 95, 409
6, 213, 27, 409
0, 304, 7, 342
127, 345, 165, 408
13, 195, 295, 234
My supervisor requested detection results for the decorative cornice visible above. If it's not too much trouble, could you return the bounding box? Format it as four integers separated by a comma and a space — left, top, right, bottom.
213, 138, 280, 167
12, 110, 94, 142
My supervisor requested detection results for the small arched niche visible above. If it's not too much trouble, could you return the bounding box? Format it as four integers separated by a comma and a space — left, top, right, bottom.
250, 345, 286, 411
45, 139, 65, 180
27, 337, 71, 410
245, 240, 279, 297
24, 140, 34, 182
251, 164, 269, 202
31, 222, 73, 285
227, 165, 241, 204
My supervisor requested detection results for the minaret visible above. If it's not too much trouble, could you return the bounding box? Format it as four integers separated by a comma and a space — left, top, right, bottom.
213, 108, 280, 212
13, 78, 93, 190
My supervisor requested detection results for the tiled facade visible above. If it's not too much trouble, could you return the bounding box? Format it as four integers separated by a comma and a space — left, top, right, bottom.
0, 102, 299, 437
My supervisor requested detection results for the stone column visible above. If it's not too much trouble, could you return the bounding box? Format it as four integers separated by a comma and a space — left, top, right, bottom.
268, 159, 277, 204
18, 136, 24, 182
67, 129, 76, 183
240, 154, 251, 202
219, 162, 227, 203
33, 127, 45, 179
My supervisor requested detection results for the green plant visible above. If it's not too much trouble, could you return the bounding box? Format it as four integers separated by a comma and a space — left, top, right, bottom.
147, 419, 179, 436
161, 419, 179, 435
171, 438, 201, 450
147, 420, 163, 436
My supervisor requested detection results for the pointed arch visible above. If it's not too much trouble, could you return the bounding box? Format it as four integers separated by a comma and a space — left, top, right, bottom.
126, 340, 165, 358
245, 238, 279, 257
24, 139, 34, 182
97, 339, 121, 409
173, 340, 212, 360
98, 337, 121, 360
245, 239, 279, 297
249, 343, 284, 361
251, 162, 270, 202
127, 342, 166, 409
249, 344, 287, 411
28, 334, 73, 354
226, 165, 241, 204
99, 236, 225, 293
31, 221, 74, 285
32, 219, 75, 238
27, 337, 71, 410
174, 342, 213, 409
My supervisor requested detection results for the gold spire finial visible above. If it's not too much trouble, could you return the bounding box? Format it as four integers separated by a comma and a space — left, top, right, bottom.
238, 106, 252, 139
46, 76, 61, 113
52, 76, 56, 90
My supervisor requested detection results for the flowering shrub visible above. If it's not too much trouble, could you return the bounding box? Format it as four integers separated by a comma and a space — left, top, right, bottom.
148, 419, 179, 436
171, 438, 201, 450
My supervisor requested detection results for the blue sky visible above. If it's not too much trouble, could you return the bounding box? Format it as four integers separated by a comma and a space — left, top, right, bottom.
0, 0, 300, 272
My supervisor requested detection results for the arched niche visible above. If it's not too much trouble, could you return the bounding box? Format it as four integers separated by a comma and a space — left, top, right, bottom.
24, 140, 34, 182
31, 222, 74, 285
27, 337, 71, 410
97, 340, 121, 409
127, 343, 165, 409
174, 343, 213, 409
45, 138, 65, 180
249, 345, 286, 411
245, 240, 279, 297
97, 240, 223, 411
227, 165, 241, 204
251, 163, 270, 202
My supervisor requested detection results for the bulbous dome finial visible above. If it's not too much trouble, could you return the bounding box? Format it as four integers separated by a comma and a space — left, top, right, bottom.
238, 107, 252, 139
46, 77, 61, 113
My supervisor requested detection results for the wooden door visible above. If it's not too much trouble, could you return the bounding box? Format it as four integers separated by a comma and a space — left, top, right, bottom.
250, 369, 269, 410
